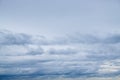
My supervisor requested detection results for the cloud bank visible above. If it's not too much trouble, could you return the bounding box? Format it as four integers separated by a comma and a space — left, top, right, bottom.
0, 30, 120, 80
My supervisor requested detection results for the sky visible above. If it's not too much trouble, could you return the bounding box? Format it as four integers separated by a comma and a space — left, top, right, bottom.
0, 0, 120, 80
0, 0, 120, 37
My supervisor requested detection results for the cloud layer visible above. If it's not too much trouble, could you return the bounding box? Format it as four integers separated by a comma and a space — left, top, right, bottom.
0, 30, 120, 79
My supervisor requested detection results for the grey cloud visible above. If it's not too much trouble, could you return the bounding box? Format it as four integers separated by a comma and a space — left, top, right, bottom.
48, 48, 78, 55
52, 34, 120, 45
0, 30, 120, 78
0, 30, 31, 45
0, 30, 120, 46
0, 30, 49, 46
86, 44, 120, 61
103, 34, 120, 44
26, 46, 44, 55
66, 34, 99, 44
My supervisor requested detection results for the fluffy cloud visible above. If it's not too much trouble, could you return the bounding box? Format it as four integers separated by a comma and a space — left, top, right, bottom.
0, 30, 120, 80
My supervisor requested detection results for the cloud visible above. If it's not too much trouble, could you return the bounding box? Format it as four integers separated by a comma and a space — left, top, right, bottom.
48, 48, 78, 55
0, 30, 120, 79
0, 30, 32, 45
103, 34, 120, 44
26, 46, 44, 55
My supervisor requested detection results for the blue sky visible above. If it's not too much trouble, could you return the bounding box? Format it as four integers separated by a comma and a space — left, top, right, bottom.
0, 0, 120, 80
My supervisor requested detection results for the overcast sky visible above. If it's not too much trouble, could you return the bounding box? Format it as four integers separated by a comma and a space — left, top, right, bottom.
0, 0, 120, 37
0, 0, 120, 80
